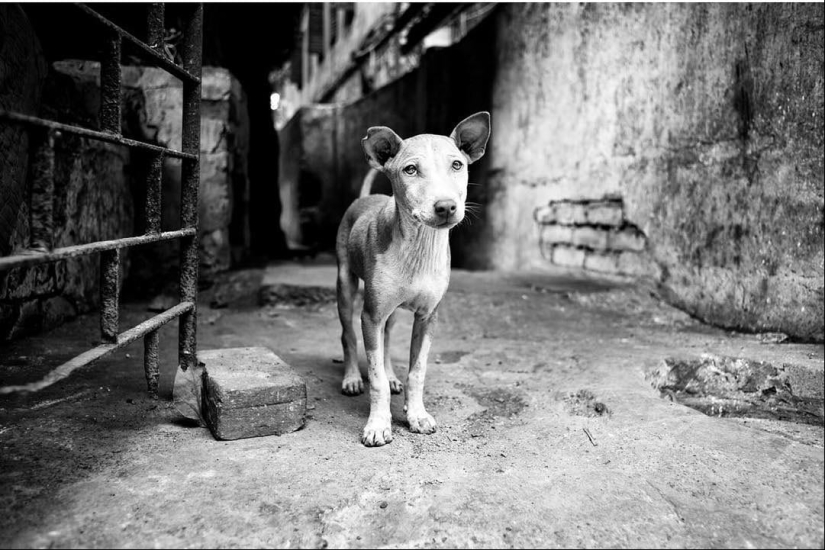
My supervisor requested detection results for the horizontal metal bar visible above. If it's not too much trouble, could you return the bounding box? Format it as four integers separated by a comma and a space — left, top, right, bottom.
0, 228, 197, 271
74, 3, 201, 85
0, 301, 195, 395
0, 110, 197, 161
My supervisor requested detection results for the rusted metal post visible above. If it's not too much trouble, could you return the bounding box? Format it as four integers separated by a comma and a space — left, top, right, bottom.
0, 4, 207, 397
29, 128, 56, 252
144, 329, 160, 397
100, 31, 122, 134
146, 3, 165, 52
100, 248, 120, 343
145, 151, 164, 234
177, 4, 203, 371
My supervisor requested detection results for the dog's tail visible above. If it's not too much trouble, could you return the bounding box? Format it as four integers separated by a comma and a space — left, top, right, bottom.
359, 168, 379, 198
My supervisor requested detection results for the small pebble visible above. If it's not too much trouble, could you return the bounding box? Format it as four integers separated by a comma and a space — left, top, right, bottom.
379, 501, 388, 509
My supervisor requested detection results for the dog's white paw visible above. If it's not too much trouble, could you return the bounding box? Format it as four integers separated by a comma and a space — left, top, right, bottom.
388, 376, 404, 395
361, 420, 393, 447
342, 375, 364, 395
407, 410, 437, 434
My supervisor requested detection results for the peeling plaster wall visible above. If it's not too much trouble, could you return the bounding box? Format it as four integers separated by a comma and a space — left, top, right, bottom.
487, 3, 824, 341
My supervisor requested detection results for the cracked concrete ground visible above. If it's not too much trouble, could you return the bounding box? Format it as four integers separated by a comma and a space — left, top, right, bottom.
1, 259, 823, 548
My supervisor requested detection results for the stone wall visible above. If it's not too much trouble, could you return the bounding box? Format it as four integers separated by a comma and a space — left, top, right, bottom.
121, 66, 250, 294
1, 54, 250, 339
0, 5, 48, 257
1, 10, 134, 341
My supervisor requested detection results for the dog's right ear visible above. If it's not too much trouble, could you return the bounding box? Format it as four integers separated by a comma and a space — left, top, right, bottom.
362, 127, 403, 170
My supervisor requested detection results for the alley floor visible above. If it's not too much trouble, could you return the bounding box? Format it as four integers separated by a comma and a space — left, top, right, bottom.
0, 258, 823, 549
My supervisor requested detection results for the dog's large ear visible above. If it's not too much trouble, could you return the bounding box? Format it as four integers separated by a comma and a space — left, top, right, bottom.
362, 127, 403, 170
450, 111, 491, 164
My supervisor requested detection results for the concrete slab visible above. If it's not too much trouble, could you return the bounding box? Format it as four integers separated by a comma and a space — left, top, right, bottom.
0, 261, 822, 548
200, 347, 306, 440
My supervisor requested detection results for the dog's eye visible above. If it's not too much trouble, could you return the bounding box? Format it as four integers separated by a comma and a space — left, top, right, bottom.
451, 160, 463, 171
403, 165, 417, 176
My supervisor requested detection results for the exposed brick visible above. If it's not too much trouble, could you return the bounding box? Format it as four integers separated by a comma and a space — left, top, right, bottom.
571, 226, 609, 250
584, 251, 619, 273
541, 224, 573, 244
551, 245, 586, 268
534, 204, 557, 224
554, 202, 587, 225
201, 347, 306, 441
609, 227, 647, 252
586, 201, 624, 226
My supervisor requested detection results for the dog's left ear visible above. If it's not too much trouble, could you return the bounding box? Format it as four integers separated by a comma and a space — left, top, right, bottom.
450, 111, 491, 164
362, 126, 403, 171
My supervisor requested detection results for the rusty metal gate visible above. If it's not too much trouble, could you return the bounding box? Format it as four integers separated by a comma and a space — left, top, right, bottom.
0, 3, 203, 397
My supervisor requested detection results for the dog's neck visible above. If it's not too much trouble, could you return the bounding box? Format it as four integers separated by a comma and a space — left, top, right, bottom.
389, 199, 450, 276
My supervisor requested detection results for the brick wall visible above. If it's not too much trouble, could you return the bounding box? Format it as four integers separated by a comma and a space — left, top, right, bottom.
535, 198, 660, 279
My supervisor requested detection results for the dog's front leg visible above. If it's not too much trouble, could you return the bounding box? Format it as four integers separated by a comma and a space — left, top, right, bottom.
360, 308, 393, 446
405, 309, 438, 434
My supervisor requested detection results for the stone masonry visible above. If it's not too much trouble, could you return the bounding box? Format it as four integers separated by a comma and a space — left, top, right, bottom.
535, 198, 660, 279
1, 36, 133, 341
1, 57, 250, 341
122, 66, 250, 289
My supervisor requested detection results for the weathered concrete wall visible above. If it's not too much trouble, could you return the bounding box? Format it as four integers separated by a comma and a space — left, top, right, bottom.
487, 3, 824, 341
1, 56, 133, 341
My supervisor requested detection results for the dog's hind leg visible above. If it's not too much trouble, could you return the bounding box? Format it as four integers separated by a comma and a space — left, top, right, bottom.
337, 266, 363, 395
384, 309, 403, 394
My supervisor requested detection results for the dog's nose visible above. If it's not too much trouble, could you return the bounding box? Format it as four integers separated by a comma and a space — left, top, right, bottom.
434, 199, 457, 218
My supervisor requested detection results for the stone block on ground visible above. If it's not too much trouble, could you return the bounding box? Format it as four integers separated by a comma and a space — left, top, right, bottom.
201, 347, 306, 441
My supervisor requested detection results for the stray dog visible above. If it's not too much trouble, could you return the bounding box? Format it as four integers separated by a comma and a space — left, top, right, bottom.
335, 112, 491, 446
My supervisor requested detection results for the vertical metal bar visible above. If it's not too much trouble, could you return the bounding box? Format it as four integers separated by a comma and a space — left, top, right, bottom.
145, 151, 163, 234
100, 248, 120, 343
336, 7, 345, 45
144, 329, 160, 397
322, 2, 331, 59
146, 3, 166, 52
177, 4, 203, 371
29, 128, 56, 252
100, 31, 122, 134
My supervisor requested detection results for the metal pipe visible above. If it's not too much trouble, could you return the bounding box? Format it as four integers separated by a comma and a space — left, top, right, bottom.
0, 228, 197, 271
144, 329, 161, 397
0, 301, 195, 395
100, 31, 123, 135
145, 151, 164, 234
0, 110, 197, 160
29, 128, 56, 252
146, 3, 165, 52
177, 4, 203, 372
74, 3, 199, 85
100, 249, 120, 343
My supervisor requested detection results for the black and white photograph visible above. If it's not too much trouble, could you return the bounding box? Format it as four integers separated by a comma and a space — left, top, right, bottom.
0, 1, 823, 548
